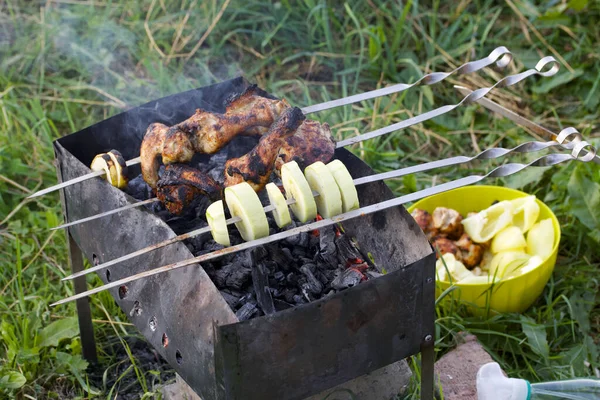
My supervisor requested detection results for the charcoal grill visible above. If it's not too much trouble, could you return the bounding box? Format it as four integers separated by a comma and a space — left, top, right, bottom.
54, 77, 436, 400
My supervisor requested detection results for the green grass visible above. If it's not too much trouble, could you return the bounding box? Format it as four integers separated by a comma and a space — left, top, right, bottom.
1, 0, 599, 398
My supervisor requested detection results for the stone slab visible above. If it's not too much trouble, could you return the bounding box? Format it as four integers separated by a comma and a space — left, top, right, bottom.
435, 333, 499, 400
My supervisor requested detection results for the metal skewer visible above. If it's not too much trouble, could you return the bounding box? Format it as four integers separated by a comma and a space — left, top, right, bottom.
454, 85, 600, 165
51, 56, 559, 231
28, 47, 513, 199
60, 126, 584, 282
29, 157, 142, 199
51, 139, 597, 307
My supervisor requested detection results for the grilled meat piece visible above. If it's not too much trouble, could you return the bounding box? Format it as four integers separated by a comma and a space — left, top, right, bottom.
140, 123, 169, 189
274, 120, 335, 172
411, 208, 439, 239
156, 164, 222, 215
411, 209, 432, 231
224, 107, 306, 191
455, 233, 485, 269
432, 207, 464, 240
431, 236, 462, 261
141, 85, 290, 188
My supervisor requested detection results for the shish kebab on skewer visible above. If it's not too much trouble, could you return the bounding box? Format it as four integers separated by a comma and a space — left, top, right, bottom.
52, 56, 560, 230
52, 135, 597, 306
58, 57, 563, 282
63, 127, 589, 282
28, 46, 514, 199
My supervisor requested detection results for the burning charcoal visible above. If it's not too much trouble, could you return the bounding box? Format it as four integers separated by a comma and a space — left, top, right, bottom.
314, 269, 329, 286
213, 263, 251, 290
284, 231, 309, 247
316, 255, 338, 270
222, 288, 244, 299
202, 262, 217, 279
235, 302, 258, 321
220, 291, 240, 309
251, 246, 269, 263
292, 247, 309, 259
308, 233, 320, 248
264, 260, 280, 274
198, 240, 225, 255
273, 271, 285, 284
186, 231, 210, 252
292, 294, 307, 305
269, 287, 283, 298
252, 263, 275, 315
213, 265, 231, 287
286, 272, 298, 286
331, 268, 365, 290
266, 245, 296, 270
300, 265, 323, 295
283, 289, 298, 304
232, 251, 253, 269
318, 226, 338, 266
302, 263, 316, 273
236, 292, 256, 308
318, 265, 337, 282
226, 266, 252, 291
300, 283, 315, 302
335, 234, 363, 265
125, 174, 153, 201
366, 270, 383, 280
280, 247, 294, 262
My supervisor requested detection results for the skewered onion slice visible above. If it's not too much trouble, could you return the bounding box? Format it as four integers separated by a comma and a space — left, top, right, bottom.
327, 159, 359, 212
90, 154, 118, 186
206, 200, 230, 246
106, 150, 129, 189
304, 161, 342, 219
90, 150, 128, 188
224, 182, 269, 241
281, 161, 317, 223
266, 183, 291, 228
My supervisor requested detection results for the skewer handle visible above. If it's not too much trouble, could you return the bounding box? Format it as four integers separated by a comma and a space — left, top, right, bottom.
336, 56, 560, 147
302, 46, 512, 114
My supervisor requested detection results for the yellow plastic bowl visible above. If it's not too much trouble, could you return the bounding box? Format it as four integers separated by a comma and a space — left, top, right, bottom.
407, 185, 560, 314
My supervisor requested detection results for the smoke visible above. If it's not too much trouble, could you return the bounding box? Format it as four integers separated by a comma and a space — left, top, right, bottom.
39, 3, 245, 112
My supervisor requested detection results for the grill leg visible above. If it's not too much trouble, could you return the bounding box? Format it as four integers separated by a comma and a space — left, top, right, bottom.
420, 340, 435, 400
68, 234, 98, 363
420, 251, 436, 400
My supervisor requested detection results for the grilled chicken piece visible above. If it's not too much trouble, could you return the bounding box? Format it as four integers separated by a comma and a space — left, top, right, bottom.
141, 123, 170, 189
141, 85, 291, 188
411, 208, 439, 239
431, 236, 462, 261
432, 207, 464, 240
156, 164, 222, 215
455, 233, 485, 269
274, 120, 335, 172
224, 107, 306, 191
